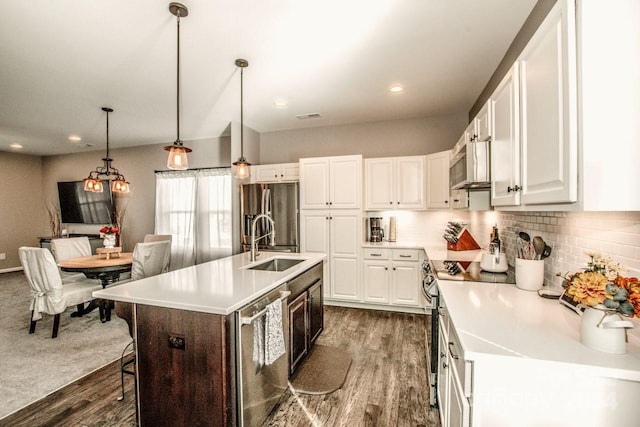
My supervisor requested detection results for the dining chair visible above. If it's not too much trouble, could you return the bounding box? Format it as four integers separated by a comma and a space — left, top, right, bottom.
143, 234, 172, 270
50, 237, 100, 285
19, 247, 103, 338
115, 239, 171, 401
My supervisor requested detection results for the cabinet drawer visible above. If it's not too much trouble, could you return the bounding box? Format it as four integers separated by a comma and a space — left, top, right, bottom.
363, 248, 390, 260
447, 321, 471, 397
392, 249, 420, 262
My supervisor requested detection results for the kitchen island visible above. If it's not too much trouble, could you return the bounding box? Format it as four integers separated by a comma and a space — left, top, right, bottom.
94, 251, 326, 427
437, 279, 640, 426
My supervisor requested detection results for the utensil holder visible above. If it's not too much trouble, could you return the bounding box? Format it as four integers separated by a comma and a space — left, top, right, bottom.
515, 258, 544, 291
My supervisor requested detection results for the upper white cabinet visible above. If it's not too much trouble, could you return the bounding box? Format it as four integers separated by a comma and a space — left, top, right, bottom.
576, 0, 640, 210
425, 150, 450, 209
518, 0, 577, 205
490, 64, 521, 207
365, 156, 426, 210
490, 0, 577, 207
250, 162, 299, 183
300, 155, 362, 210
474, 101, 492, 143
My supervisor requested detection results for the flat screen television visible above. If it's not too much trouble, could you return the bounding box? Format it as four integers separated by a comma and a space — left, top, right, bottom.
57, 181, 114, 224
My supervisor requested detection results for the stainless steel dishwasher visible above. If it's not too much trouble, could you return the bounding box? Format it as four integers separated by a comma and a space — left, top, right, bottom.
236, 284, 290, 427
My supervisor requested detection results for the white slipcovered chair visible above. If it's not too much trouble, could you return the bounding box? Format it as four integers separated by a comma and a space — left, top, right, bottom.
115, 239, 171, 400
143, 234, 172, 270
19, 247, 102, 338
50, 237, 99, 285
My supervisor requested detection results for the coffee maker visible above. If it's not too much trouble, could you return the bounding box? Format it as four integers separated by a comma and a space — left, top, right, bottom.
368, 217, 384, 242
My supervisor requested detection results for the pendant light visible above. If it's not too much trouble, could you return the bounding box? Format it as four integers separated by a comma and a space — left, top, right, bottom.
232, 59, 251, 179
163, 2, 191, 170
83, 107, 130, 193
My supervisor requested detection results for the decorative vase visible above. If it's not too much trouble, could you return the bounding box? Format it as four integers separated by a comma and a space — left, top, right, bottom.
103, 234, 117, 248
580, 306, 633, 354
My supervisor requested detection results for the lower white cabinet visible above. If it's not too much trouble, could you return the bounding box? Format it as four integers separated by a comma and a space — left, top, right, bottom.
300, 210, 361, 301
437, 297, 471, 427
362, 248, 421, 308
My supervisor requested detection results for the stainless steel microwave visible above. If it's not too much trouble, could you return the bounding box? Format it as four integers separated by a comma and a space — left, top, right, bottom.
449, 140, 490, 190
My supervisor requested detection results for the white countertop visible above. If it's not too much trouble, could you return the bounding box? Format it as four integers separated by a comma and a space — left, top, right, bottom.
438, 279, 640, 381
93, 252, 326, 316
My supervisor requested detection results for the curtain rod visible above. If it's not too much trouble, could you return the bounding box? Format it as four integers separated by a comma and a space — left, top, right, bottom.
155, 166, 231, 174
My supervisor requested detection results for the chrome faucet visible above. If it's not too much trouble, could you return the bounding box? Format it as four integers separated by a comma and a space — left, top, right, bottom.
250, 214, 276, 262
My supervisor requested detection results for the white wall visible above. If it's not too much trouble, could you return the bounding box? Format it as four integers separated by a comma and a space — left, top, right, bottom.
259, 113, 468, 163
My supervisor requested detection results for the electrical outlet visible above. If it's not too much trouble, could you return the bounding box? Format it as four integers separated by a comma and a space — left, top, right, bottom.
0, 253, 5, 260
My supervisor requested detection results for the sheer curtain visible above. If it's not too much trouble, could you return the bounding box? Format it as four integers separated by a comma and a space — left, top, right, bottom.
154, 168, 232, 269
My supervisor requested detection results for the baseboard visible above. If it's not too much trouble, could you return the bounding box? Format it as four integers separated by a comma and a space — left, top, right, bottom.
0, 266, 23, 274
324, 298, 426, 315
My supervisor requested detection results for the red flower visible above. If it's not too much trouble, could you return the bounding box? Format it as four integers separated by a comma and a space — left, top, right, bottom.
100, 226, 119, 234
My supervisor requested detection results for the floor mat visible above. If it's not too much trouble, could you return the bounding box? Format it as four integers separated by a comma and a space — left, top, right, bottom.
289, 344, 352, 395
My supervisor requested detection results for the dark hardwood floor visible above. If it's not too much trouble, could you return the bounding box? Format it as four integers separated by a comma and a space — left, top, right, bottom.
0, 306, 439, 427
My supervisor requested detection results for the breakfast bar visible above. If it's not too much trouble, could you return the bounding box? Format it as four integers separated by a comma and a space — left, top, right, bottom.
94, 251, 326, 426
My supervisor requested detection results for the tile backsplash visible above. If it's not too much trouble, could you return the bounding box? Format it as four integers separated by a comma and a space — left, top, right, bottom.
496, 211, 640, 289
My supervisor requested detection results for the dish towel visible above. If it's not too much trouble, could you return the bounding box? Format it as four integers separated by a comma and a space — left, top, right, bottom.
264, 299, 286, 365
252, 315, 265, 368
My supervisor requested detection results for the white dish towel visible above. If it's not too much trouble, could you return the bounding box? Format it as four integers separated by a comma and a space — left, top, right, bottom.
264, 299, 286, 365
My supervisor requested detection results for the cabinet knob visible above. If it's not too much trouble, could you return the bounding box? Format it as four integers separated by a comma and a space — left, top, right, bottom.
325, 217, 329, 220
325, 202, 329, 205
453, 199, 459, 203
389, 201, 393, 205
280, 174, 284, 177
329, 202, 333, 205
275, 175, 278, 178
385, 267, 388, 270
444, 200, 448, 204
507, 185, 522, 193
393, 267, 396, 270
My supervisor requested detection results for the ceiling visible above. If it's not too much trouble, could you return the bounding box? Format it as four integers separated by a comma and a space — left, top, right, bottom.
0, 0, 537, 156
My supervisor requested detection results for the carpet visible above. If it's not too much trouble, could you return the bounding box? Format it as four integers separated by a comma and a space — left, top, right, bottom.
0, 271, 132, 419
289, 344, 352, 395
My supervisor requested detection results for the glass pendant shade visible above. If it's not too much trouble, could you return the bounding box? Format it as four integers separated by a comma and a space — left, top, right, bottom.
92, 180, 104, 193
111, 179, 129, 193
165, 145, 190, 170
233, 158, 251, 179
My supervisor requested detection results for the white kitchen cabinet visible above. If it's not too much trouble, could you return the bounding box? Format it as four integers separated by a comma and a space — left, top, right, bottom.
519, 0, 577, 205
300, 210, 361, 301
300, 155, 361, 210
361, 248, 421, 308
250, 162, 299, 183
490, 0, 577, 208
490, 63, 521, 207
474, 101, 492, 143
425, 151, 450, 209
364, 156, 426, 210
437, 320, 450, 427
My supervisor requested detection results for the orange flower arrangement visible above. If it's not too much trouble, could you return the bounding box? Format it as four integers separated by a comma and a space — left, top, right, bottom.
560, 252, 640, 318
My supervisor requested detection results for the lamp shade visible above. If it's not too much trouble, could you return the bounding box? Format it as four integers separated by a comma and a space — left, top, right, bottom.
166, 145, 190, 170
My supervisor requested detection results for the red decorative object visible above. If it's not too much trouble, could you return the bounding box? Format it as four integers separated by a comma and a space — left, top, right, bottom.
447, 229, 481, 251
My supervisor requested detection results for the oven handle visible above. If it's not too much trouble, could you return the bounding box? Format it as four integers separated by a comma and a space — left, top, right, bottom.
241, 291, 291, 325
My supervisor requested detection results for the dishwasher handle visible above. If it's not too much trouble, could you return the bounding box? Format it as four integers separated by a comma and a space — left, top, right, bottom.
241, 290, 291, 325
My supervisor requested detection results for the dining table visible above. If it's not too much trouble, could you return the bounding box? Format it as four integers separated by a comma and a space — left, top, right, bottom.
59, 252, 133, 322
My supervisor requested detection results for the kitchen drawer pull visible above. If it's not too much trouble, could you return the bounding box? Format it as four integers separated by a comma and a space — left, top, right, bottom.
370, 253, 382, 257
241, 291, 291, 325
399, 254, 412, 258
448, 342, 459, 360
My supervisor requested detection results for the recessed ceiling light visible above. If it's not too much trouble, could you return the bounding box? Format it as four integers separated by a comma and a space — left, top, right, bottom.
68, 135, 82, 142
274, 99, 288, 108
9, 143, 23, 149
390, 85, 403, 93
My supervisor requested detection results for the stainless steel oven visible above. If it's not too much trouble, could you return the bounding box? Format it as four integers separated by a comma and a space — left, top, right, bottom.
421, 259, 439, 407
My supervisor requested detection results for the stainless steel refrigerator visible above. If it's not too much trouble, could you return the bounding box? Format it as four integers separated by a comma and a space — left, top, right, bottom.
240, 182, 299, 253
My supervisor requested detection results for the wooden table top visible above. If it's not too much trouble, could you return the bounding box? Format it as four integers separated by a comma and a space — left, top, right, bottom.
58, 252, 133, 269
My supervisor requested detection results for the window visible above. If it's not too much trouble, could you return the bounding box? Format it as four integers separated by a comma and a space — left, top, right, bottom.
155, 168, 232, 269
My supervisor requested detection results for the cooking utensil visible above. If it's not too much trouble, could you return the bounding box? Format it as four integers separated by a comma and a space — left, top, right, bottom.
541, 244, 552, 259
518, 231, 530, 242
533, 236, 545, 260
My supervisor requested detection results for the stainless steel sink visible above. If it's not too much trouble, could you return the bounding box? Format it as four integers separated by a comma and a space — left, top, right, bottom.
248, 258, 304, 272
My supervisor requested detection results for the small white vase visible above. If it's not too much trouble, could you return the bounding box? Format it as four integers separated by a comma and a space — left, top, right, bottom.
580, 306, 633, 354
103, 234, 117, 248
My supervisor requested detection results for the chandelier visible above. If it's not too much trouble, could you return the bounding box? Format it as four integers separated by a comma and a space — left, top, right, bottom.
83, 107, 130, 193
